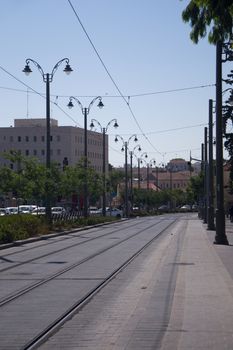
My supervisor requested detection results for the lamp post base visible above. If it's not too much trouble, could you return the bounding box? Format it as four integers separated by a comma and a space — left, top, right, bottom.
214, 236, 229, 245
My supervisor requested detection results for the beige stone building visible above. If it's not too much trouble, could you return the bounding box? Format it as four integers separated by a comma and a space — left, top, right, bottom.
0, 118, 108, 173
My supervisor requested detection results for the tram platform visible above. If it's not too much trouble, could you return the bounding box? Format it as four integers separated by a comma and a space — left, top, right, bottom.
38, 214, 233, 350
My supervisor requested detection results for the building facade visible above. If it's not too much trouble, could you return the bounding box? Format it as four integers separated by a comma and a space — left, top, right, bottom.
0, 118, 108, 173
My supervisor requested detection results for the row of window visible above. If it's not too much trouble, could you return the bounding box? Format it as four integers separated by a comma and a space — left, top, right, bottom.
3, 135, 102, 146
3, 148, 103, 160
4, 135, 60, 142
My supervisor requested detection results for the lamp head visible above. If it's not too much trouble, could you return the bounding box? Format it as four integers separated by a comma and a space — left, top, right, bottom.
134, 136, 138, 142
138, 146, 142, 152
114, 136, 118, 142
67, 99, 74, 109
23, 64, 32, 75
63, 64, 73, 75
97, 98, 104, 109
121, 146, 124, 152
90, 121, 95, 129
113, 121, 119, 128
227, 90, 233, 105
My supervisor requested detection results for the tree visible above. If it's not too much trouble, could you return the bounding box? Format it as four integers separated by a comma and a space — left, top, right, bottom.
181, 0, 233, 44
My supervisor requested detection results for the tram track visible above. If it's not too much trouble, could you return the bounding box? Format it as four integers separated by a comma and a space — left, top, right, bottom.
0, 217, 151, 273
0, 217, 173, 307
22, 217, 178, 350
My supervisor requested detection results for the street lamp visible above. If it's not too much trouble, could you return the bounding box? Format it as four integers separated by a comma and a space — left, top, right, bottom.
138, 152, 148, 189
67, 96, 104, 217
23, 58, 73, 223
90, 118, 119, 216
214, 41, 230, 245
115, 134, 139, 217
129, 145, 142, 209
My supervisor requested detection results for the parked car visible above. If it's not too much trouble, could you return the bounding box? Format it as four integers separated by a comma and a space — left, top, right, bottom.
158, 205, 169, 212
31, 207, 46, 215
179, 204, 192, 212
19, 205, 37, 214
106, 207, 123, 218
51, 207, 66, 216
89, 207, 102, 216
5, 207, 18, 215
0, 208, 6, 216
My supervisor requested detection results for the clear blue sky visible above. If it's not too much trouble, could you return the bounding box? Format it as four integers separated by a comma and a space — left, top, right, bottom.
0, 0, 231, 167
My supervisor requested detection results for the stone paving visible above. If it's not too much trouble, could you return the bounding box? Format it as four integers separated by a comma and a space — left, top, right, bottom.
38, 215, 233, 349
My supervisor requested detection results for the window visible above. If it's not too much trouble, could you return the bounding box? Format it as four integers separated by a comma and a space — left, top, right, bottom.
41, 136, 45, 142
10, 163, 13, 169
41, 149, 45, 156
18, 136, 21, 142
25, 150, 29, 156
25, 136, 29, 142
33, 150, 37, 156
10, 136, 13, 142
33, 136, 37, 142
50, 136, 53, 141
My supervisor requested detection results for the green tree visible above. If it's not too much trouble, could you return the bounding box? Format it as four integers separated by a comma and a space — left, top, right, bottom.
181, 0, 233, 44
186, 173, 204, 203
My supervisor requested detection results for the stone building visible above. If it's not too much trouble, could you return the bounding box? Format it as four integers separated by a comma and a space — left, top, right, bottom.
0, 118, 108, 173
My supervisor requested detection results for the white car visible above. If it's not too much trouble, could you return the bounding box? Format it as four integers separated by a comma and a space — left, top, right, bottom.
89, 207, 102, 216
31, 207, 46, 215
106, 207, 123, 218
5, 207, 18, 215
51, 207, 66, 215
19, 205, 37, 214
0, 208, 6, 216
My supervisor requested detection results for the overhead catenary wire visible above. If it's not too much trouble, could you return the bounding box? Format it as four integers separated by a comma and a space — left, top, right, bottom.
0, 65, 82, 127
67, 0, 163, 155
0, 83, 215, 99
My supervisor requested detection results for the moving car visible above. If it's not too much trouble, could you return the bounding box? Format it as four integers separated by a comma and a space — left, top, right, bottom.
5, 207, 18, 215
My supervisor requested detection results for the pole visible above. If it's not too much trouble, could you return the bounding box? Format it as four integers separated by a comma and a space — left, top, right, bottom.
147, 164, 149, 191
214, 41, 229, 244
84, 107, 88, 218
130, 152, 133, 209
45, 74, 51, 223
138, 158, 140, 189
203, 127, 208, 224
125, 142, 129, 217
102, 128, 106, 216
208, 99, 215, 230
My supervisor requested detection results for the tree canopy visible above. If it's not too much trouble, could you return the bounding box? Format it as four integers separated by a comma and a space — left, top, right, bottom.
181, 0, 233, 43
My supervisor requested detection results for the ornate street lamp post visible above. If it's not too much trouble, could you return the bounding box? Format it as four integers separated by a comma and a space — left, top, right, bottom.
23, 58, 73, 223
115, 134, 139, 217
67, 96, 104, 217
90, 118, 119, 216
129, 145, 141, 209
214, 41, 230, 245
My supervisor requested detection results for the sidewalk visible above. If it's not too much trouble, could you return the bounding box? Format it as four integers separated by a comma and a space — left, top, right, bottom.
39, 215, 233, 350
161, 216, 233, 350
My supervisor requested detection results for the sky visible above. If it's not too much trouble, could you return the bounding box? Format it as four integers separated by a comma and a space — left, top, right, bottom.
0, 0, 232, 168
